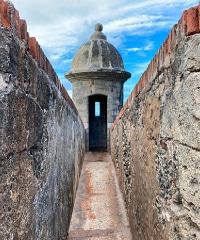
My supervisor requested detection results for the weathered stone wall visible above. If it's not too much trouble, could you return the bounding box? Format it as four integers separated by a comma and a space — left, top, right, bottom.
71, 77, 123, 151
0, 1, 85, 239
111, 4, 200, 240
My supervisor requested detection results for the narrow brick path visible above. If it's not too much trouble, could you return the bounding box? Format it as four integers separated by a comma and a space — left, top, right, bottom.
67, 152, 132, 240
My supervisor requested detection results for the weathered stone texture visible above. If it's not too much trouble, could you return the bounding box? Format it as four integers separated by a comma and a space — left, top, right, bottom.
65, 24, 131, 151
0, 1, 85, 239
111, 7, 200, 240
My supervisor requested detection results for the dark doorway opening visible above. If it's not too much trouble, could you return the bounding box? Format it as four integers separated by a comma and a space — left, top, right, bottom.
89, 95, 107, 151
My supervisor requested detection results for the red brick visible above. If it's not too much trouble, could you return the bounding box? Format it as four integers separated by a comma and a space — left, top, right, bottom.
14, 9, 20, 36
20, 19, 27, 42
186, 6, 200, 35
0, 0, 11, 28
182, 10, 187, 34
164, 36, 170, 57
39, 49, 46, 70
29, 37, 38, 59
198, 3, 200, 32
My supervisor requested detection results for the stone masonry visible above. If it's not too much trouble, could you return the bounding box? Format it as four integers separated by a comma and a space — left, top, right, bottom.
0, 0, 200, 240
65, 24, 130, 151
111, 4, 200, 240
0, 1, 85, 239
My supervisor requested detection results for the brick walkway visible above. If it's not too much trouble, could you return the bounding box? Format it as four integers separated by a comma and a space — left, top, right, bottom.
67, 152, 133, 240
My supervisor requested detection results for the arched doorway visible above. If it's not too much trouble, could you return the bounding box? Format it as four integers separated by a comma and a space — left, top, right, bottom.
89, 95, 107, 151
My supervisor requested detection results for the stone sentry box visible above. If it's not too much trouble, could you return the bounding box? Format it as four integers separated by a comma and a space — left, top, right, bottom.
65, 23, 131, 151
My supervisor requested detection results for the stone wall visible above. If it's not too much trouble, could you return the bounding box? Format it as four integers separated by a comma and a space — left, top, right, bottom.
0, 1, 85, 239
111, 4, 200, 240
71, 77, 124, 151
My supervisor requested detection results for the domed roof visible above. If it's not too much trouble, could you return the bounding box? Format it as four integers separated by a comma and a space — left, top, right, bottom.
65, 23, 131, 82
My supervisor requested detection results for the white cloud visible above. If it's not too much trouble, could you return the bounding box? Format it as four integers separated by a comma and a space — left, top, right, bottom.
10, 0, 199, 97
12, 0, 198, 47
144, 42, 154, 51
127, 47, 141, 52
127, 41, 154, 53
12, 0, 198, 50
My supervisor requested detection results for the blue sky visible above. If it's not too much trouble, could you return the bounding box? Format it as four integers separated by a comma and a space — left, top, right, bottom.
11, 0, 198, 103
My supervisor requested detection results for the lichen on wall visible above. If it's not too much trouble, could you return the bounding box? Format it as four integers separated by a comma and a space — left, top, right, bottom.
111, 4, 200, 240
0, 1, 85, 239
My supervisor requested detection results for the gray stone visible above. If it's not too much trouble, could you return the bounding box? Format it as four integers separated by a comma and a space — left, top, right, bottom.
111, 17, 200, 240
65, 24, 131, 151
0, 2, 85, 239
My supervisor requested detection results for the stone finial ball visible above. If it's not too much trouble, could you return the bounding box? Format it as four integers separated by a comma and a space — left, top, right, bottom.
94, 23, 103, 32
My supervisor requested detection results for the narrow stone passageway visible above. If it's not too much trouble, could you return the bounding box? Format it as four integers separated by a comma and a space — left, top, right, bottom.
67, 152, 133, 240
